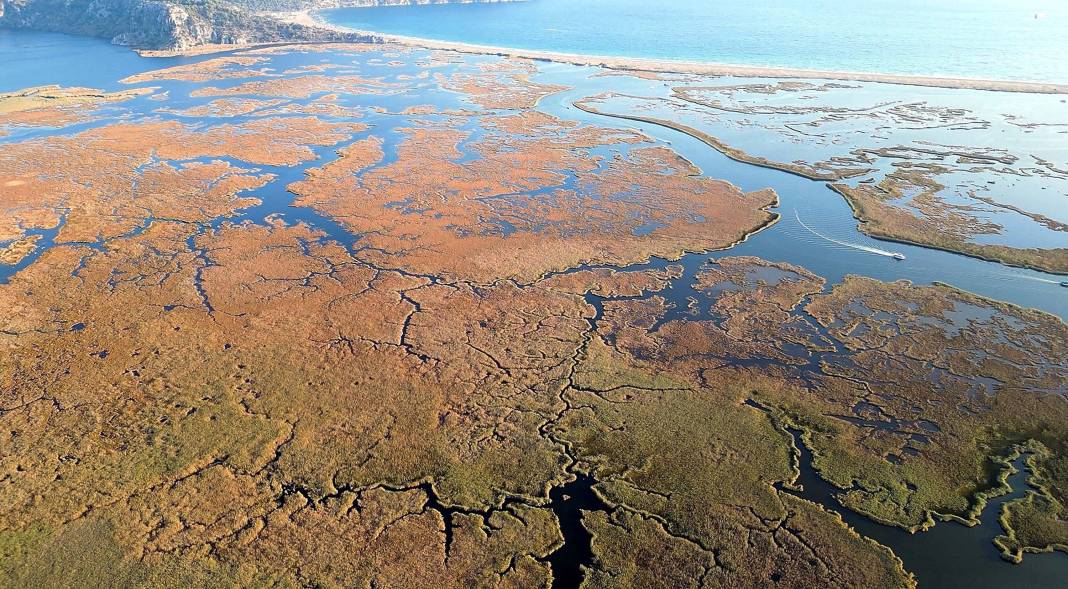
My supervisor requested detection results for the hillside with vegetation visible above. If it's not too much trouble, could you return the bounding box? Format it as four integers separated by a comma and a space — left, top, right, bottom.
0, 0, 506, 50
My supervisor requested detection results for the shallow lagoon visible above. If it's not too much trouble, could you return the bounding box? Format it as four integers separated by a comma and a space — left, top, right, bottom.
0, 30, 198, 92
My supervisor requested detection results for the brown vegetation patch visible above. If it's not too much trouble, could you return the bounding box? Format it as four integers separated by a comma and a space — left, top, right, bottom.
0, 116, 361, 243
437, 59, 568, 110
0, 85, 154, 129
121, 56, 271, 84
540, 265, 684, 297
191, 74, 395, 99
291, 111, 776, 282
590, 260, 1068, 556
157, 97, 286, 117
0, 235, 41, 265
831, 173, 1068, 274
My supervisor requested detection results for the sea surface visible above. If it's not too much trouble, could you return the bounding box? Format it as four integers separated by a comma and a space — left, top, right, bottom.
322, 0, 1068, 83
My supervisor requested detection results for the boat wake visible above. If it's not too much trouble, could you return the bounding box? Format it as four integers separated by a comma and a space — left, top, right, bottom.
794, 210, 906, 260
1010, 273, 1067, 286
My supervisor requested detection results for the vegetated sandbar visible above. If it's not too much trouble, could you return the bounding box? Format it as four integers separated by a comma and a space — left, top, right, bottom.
573, 96, 866, 182
372, 37, 1068, 94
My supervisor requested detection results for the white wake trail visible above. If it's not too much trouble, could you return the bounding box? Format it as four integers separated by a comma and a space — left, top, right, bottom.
1010, 273, 1062, 285
794, 210, 905, 259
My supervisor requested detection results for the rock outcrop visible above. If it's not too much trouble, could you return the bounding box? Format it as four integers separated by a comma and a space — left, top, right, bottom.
231, 0, 515, 10
0, 0, 380, 50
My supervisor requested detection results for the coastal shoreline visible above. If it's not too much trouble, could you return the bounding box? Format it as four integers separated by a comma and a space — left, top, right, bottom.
368, 35, 1068, 94
288, 9, 1068, 95
131, 8, 1068, 95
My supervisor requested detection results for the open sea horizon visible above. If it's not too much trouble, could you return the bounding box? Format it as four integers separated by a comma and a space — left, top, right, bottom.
322, 0, 1068, 84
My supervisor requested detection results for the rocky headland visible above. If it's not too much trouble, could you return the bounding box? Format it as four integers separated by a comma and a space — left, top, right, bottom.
0, 0, 508, 51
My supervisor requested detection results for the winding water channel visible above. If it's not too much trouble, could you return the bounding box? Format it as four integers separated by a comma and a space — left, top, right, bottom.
532, 63, 1068, 585
535, 64, 1068, 321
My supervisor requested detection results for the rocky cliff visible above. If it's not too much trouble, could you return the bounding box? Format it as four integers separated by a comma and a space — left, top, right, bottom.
0, 0, 420, 50
232, 0, 515, 10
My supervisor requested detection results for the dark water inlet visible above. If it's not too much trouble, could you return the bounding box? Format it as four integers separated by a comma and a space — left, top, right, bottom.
534, 70, 1068, 322
744, 400, 1068, 588
405, 471, 606, 585
544, 473, 609, 589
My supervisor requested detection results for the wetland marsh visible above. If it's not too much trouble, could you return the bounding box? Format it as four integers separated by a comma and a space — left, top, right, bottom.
1, 30, 1067, 589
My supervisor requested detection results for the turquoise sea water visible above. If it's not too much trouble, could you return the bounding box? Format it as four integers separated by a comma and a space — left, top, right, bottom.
323, 0, 1068, 83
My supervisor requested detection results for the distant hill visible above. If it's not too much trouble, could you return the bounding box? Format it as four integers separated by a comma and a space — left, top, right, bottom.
0, 0, 504, 51
228, 0, 505, 9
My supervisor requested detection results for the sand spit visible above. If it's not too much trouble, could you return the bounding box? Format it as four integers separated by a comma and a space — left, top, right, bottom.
288, 9, 1068, 94
136, 10, 1068, 95
376, 35, 1068, 94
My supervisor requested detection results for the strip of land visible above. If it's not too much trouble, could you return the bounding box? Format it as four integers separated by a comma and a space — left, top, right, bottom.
572, 96, 868, 181
293, 11, 1068, 95
127, 9, 1068, 95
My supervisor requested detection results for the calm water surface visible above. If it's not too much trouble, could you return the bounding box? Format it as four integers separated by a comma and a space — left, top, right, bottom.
322, 0, 1068, 83
0, 30, 200, 92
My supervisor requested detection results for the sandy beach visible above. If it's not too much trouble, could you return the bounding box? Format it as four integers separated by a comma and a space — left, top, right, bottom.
296, 10, 1068, 94
140, 9, 1068, 95
372, 35, 1068, 94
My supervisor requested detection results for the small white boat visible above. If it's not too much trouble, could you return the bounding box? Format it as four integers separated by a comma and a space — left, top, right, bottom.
1060, 281, 1068, 288
890, 252, 906, 261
